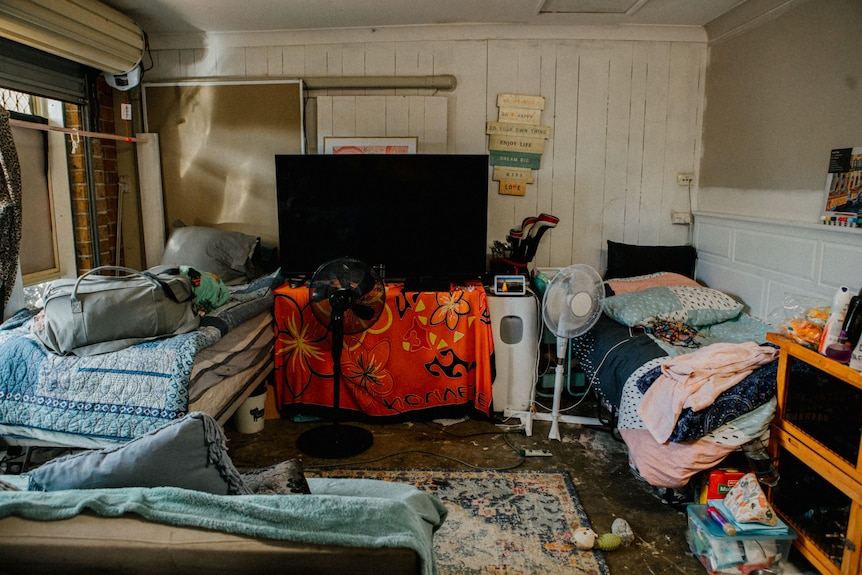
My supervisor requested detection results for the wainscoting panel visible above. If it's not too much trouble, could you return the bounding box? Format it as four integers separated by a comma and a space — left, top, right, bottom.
694, 212, 862, 321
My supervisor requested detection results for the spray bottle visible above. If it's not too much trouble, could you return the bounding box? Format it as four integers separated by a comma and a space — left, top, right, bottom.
819, 286, 853, 354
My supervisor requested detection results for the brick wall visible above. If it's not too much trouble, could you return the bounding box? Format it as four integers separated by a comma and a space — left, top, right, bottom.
64, 77, 120, 272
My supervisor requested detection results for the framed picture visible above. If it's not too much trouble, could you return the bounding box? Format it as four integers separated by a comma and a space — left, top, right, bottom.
323, 137, 417, 155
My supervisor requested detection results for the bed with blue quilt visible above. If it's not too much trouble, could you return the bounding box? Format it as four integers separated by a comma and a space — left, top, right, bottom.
0, 272, 278, 448
568, 242, 785, 491
0, 223, 282, 449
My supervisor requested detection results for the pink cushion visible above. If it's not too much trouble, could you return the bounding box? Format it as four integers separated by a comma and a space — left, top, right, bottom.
606, 272, 700, 295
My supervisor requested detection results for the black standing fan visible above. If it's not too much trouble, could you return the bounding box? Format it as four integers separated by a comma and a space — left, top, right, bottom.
296, 257, 386, 458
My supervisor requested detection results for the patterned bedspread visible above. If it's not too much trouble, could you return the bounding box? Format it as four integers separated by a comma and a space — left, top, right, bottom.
0, 325, 220, 442
0, 271, 279, 444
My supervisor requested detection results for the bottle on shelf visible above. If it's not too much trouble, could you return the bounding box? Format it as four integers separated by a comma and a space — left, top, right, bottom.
819, 286, 852, 354
840, 287, 862, 350
825, 330, 854, 364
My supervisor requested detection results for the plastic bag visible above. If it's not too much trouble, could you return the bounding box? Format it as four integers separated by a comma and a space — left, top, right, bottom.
723, 472, 778, 526
768, 293, 830, 349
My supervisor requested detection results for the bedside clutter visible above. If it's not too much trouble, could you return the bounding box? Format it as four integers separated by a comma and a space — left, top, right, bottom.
687, 504, 796, 575
688, 472, 796, 574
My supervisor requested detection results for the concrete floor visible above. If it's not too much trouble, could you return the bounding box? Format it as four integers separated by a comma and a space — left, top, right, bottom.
224, 409, 818, 575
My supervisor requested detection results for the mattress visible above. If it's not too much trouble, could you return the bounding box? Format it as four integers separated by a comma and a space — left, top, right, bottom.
189, 311, 274, 424
0, 272, 280, 449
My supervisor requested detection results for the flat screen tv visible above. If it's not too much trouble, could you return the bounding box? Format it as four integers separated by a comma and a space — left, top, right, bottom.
274, 153, 489, 288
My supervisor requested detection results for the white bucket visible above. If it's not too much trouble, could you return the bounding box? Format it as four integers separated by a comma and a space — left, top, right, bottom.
234, 387, 267, 434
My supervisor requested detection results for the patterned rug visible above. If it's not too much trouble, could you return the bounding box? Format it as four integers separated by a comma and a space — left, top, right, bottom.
309, 469, 611, 575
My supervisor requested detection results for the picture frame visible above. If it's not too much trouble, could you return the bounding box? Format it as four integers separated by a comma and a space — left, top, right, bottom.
323, 136, 417, 155
821, 146, 862, 225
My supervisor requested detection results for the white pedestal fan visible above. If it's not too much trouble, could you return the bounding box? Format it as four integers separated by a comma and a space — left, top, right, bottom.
516, 264, 605, 440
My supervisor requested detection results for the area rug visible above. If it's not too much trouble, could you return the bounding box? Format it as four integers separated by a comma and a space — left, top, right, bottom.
310, 469, 611, 575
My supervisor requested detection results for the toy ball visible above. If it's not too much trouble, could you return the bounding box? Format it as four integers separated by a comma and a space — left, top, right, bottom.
611, 517, 635, 546
573, 527, 597, 550
596, 533, 623, 551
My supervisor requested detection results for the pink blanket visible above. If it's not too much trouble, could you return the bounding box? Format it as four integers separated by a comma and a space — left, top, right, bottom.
638, 342, 778, 444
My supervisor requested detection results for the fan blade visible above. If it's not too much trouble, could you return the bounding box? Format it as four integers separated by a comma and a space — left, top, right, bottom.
353, 268, 377, 297
350, 302, 377, 321
310, 282, 337, 302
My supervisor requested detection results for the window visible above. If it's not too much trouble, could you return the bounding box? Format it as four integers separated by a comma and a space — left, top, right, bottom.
3, 89, 75, 292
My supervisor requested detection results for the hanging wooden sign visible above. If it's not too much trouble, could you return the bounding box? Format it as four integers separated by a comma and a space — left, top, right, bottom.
486, 121, 552, 139
488, 134, 545, 154
498, 180, 527, 196
497, 93, 545, 110
492, 166, 534, 184
497, 107, 543, 125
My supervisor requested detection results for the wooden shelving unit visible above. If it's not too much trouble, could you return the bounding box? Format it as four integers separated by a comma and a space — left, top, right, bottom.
767, 332, 862, 575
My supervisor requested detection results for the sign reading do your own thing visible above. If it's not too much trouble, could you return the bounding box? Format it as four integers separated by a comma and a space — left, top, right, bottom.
487, 93, 552, 196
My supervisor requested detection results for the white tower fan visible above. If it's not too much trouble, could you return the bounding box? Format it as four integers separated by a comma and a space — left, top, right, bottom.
509, 265, 605, 440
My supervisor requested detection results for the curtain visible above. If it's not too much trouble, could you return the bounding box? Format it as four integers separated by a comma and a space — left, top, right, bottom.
0, 107, 22, 311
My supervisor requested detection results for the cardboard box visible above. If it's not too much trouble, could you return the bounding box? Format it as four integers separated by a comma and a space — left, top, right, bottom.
699, 469, 746, 504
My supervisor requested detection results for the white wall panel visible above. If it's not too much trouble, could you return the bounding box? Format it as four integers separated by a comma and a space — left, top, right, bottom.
317, 96, 448, 154
546, 44, 579, 268
695, 221, 733, 259
734, 230, 817, 281
820, 243, 862, 292
145, 31, 707, 275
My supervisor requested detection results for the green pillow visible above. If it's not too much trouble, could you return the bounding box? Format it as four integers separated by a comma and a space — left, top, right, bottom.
603, 285, 743, 328
26, 412, 250, 495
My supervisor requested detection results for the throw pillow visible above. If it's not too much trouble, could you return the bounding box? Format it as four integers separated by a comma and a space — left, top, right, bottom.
606, 272, 701, 295
604, 241, 697, 280
241, 458, 311, 495
603, 285, 743, 328
160, 225, 259, 283
25, 412, 251, 495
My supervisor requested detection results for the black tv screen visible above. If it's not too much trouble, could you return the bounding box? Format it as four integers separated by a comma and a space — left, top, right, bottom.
274, 154, 489, 285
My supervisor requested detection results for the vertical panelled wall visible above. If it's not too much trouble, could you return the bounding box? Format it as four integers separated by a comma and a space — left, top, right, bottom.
146, 34, 705, 273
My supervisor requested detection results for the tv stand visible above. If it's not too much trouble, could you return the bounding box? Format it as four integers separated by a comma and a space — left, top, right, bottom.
403, 276, 452, 292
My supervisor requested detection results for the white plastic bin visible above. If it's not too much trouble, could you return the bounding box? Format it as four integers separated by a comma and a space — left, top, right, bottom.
234, 386, 266, 434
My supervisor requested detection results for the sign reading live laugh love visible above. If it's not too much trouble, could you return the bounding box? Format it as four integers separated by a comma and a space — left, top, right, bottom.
487, 94, 551, 196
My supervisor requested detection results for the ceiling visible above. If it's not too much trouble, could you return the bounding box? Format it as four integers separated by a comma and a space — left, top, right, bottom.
101, 0, 749, 36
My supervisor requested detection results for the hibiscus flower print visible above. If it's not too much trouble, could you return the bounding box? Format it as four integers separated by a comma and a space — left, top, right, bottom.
342, 338, 395, 410
430, 291, 471, 331
275, 296, 329, 398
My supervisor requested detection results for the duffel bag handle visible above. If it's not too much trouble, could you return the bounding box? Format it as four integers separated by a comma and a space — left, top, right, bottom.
71, 266, 162, 313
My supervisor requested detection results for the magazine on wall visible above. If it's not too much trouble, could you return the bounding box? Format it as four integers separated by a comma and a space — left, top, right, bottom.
822, 147, 862, 226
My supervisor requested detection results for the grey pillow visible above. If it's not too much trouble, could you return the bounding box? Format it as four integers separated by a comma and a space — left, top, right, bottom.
25, 412, 251, 495
241, 459, 311, 495
160, 226, 259, 283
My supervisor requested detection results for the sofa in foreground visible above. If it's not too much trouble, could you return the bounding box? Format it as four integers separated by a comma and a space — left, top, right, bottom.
0, 413, 446, 575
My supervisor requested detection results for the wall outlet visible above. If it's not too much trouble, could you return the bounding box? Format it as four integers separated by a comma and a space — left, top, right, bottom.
677, 173, 694, 186
671, 210, 692, 225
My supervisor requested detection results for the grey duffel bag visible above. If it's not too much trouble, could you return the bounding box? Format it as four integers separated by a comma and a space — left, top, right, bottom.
33, 265, 200, 356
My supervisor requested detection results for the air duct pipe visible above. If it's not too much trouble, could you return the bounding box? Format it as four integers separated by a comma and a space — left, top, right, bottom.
303, 75, 457, 91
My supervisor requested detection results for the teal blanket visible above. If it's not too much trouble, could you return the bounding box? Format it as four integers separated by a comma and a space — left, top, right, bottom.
0, 477, 447, 575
